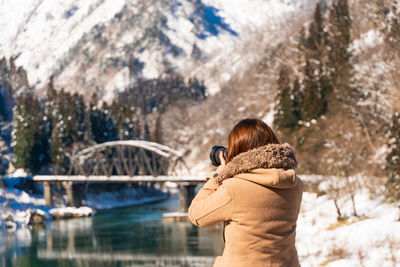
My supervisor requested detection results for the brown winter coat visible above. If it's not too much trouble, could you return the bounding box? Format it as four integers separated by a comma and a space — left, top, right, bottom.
188, 143, 303, 267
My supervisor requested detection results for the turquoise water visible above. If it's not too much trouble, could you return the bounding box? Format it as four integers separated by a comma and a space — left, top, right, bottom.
0, 194, 224, 266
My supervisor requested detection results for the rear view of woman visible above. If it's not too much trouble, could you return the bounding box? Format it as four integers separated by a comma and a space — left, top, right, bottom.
188, 118, 303, 267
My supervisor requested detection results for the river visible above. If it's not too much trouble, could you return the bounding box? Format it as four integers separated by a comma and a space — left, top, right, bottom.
0, 194, 224, 267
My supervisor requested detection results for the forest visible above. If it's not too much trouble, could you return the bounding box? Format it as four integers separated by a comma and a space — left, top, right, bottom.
6, 74, 206, 175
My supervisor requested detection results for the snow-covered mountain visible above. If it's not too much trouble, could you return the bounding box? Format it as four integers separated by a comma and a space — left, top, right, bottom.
0, 0, 316, 100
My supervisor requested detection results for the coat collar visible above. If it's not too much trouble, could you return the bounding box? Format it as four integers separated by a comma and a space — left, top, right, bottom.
216, 143, 297, 184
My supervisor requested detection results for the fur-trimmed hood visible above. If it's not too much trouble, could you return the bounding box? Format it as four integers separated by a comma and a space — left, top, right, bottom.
216, 143, 298, 186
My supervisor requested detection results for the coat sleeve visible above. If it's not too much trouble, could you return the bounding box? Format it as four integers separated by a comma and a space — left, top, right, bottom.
188, 177, 233, 227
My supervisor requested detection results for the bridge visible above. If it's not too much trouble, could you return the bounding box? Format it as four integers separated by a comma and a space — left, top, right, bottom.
33, 140, 207, 213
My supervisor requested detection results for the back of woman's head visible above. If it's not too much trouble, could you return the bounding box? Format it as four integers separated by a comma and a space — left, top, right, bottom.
227, 118, 279, 162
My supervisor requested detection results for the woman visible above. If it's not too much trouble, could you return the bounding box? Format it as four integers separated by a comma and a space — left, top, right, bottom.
188, 118, 303, 267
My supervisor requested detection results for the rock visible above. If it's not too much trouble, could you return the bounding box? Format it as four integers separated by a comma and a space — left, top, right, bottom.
26, 209, 46, 225
4, 214, 13, 221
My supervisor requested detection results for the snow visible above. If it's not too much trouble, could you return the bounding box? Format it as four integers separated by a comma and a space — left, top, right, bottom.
103, 67, 130, 103
4, 190, 45, 206
350, 30, 384, 55
49, 206, 95, 217
1, 177, 46, 207
0, 0, 316, 98
262, 103, 275, 126
0, 0, 126, 87
164, 181, 179, 194
373, 144, 389, 165
297, 175, 400, 267
203, 0, 296, 33
7, 168, 28, 177
298, 194, 400, 266
1, 174, 169, 227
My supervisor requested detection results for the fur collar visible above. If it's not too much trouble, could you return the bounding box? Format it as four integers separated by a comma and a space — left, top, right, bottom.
216, 143, 297, 183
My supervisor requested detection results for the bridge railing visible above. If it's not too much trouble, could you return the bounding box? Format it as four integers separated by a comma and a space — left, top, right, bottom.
68, 140, 190, 177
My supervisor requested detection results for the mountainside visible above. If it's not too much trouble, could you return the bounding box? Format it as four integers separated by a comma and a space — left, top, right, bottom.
0, 0, 316, 100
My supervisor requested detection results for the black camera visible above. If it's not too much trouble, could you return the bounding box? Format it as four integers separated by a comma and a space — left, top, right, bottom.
209, 145, 227, 166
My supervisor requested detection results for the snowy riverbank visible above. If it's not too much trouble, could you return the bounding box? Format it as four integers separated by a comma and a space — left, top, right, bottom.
0, 175, 169, 229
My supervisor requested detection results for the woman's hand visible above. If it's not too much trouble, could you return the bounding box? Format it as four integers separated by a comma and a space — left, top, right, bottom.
219, 151, 226, 166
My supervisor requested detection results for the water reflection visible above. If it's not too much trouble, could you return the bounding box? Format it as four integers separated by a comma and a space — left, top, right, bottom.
0, 195, 223, 266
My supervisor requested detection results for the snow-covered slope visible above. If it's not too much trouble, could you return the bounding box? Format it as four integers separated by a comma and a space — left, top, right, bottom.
0, 0, 316, 99
297, 190, 400, 266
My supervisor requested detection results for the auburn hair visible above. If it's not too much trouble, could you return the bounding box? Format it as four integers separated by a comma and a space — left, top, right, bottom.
226, 119, 280, 163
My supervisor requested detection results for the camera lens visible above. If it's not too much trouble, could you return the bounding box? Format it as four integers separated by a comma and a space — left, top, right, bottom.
210, 146, 227, 166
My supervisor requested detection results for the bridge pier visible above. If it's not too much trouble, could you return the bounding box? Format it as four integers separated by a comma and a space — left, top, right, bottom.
63, 182, 83, 207
44, 182, 53, 206
178, 184, 197, 213
35, 175, 205, 213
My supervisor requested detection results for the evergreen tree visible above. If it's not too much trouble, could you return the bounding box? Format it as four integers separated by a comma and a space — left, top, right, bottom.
89, 95, 117, 144
49, 88, 83, 173
300, 2, 332, 121
291, 2, 331, 124
0, 139, 7, 175
328, 0, 353, 102
12, 94, 27, 169
112, 102, 126, 140
30, 97, 49, 173
308, 3, 325, 51
291, 79, 304, 121
276, 1, 352, 129
50, 116, 65, 174
101, 102, 118, 142
302, 60, 323, 121
149, 115, 168, 175
60, 90, 75, 147
89, 94, 104, 143
131, 107, 142, 139
143, 121, 151, 141
111, 101, 137, 141
0, 91, 6, 121
72, 93, 87, 143
386, 112, 400, 202
319, 63, 333, 113
150, 115, 162, 144
274, 68, 299, 130
49, 90, 69, 174
384, 0, 400, 55
12, 93, 40, 172
299, 3, 326, 59
42, 79, 57, 172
